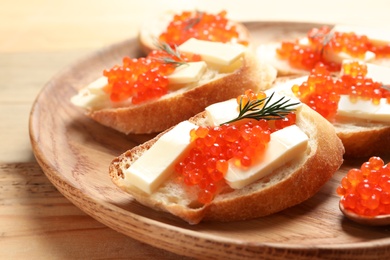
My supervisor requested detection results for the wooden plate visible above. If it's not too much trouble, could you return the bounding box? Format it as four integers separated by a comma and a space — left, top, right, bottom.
29, 21, 390, 259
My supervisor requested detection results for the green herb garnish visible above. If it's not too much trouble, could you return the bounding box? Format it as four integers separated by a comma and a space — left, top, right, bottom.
153, 41, 188, 67
382, 85, 390, 92
308, 27, 335, 57
320, 30, 335, 56
184, 11, 204, 30
222, 92, 300, 125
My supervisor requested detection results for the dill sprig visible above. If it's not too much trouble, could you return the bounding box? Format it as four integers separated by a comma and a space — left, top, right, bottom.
320, 29, 335, 57
185, 11, 204, 30
152, 41, 189, 67
157, 56, 188, 67
222, 92, 300, 125
156, 41, 181, 59
308, 27, 335, 57
382, 85, 390, 92
321, 29, 335, 47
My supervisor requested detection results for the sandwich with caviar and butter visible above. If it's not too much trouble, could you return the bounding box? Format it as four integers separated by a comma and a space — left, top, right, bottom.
138, 10, 251, 55
71, 39, 276, 134
269, 60, 390, 158
256, 24, 390, 76
109, 89, 344, 224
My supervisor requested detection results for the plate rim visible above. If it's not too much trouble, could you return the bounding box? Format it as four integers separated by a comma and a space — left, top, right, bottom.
29, 20, 390, 259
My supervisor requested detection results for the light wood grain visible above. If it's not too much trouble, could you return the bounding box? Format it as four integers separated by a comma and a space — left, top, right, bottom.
29, 22, 390, 259
3, 0, 390, 258
0, 51, 88, 163
0, 162, 191, 259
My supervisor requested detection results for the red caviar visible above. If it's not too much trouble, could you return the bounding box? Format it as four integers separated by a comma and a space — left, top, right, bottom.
291, 62, 390, 120
277, 26, 390, 71
103, 48, 200, 104
175, 90, 297, 204
337, 156, 390, 217
158, 10, 248, 47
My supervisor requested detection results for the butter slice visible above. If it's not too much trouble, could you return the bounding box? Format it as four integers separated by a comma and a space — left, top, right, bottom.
167, 61, 207, 85
205, 99, 239, 126
341, 60, 390, 85
323, 50, 375, 64
178, 38, 245, 67
123, 121, 197, 194
225, 125, 308, 189
86, 76, 109, 95
337, 95, 390, 122
205, 92, 302, 126
299, 36, 376, 64
338, 60, 390, 122
267, 76, 308, 96
366, 63, 390, 85
70, 76, 110, 109
333, 24, 390, 46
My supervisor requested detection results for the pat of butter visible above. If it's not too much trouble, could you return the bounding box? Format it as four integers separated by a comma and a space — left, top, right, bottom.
339, 60, 390, 122
267, 76, 308, 96
205, 99, 239, 126
71, 76, 110, 109
225, 125, 308, 189
323, 50, 375, 64
333, 24, 390, 46
337, 95, 390, 122
167, 61, 207, 85
300, 37, 376, 64
123, 121, 197, 194
86, 76, 108, 95
205, 92, 302, 126
366, 63, 390, 85
342, 60, 390, 85
178, 38, 245, 67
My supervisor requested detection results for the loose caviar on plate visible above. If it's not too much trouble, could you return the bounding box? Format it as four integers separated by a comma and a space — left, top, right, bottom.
103, 45, 200, 104
337, 156, 390, 217
174, 90, 297, 204
277, 26, 390, 71
291, 62, 390, 120
158, 10, 248, 48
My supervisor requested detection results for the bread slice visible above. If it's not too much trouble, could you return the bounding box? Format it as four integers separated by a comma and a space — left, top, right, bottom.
333, 118, 390, 158
270, 76, 390, 158
138, 10, 251, 55
83, 51, 276, 134
72, 11, 271, 135
109, 103, 344, 224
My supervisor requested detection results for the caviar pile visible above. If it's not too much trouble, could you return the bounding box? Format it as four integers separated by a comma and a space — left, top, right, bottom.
174, 90, 297, 204
337, 156, 390, 217
339, 61, 390, 104
103, 48, 200, 104
277, 26, 390, 71
291, 61, 390, 120
158, 10, 247, 47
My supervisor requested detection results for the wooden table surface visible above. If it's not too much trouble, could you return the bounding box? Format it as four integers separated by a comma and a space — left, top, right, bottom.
1, 0, 390, 258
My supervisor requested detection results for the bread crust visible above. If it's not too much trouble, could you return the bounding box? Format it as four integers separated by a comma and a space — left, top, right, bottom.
334, 122, 390, 158
109, 104, 344, 224
88, 52, 276, 134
